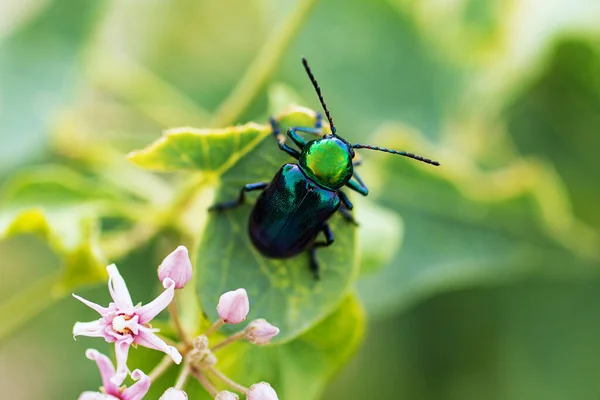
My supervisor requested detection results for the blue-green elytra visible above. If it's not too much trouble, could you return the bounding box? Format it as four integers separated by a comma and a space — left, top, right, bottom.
209, 57, 440, 279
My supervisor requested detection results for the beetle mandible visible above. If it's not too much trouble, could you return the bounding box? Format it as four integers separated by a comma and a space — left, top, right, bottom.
209, 57, 440, 279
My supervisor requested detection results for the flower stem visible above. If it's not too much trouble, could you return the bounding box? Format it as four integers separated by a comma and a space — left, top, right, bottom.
169, 298, 192, 347
175, 362, 191, 390
210, 330, 246, 352
148, 355, 174, 381
191, 368, 218, 397
208, 0, 318, 127
208, 366, 249, 394
203, 319, 225, 336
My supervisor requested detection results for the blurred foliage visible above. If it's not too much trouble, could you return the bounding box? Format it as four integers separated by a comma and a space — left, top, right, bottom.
1, 0, 600, 399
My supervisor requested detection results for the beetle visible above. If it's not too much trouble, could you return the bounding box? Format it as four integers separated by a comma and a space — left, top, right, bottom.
209, 57, 440, 279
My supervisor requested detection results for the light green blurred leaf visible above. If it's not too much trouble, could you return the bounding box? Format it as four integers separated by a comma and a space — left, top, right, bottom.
356, 126, 600, 316
0, 0, 105, 174
330, 276, 600, 400
131, 293, 365, 400
505, 37, 600, 231
356, 198, 403, 275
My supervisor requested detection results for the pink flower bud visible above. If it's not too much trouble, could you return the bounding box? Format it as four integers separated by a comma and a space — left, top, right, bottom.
215, 390, 239, 400
247, 382, 279, 400
160, 387, 188, 400
246, 319, 280, 345
158, 246, 193, 289
217, 288, 249, 324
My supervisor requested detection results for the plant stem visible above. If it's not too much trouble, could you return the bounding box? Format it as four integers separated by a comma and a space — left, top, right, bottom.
211, 330, 246, 352
148, 355, 174, 381
175, 362, 191, 390
208, 366, 249, 394
191, 368, 219, 397
169, 298, 192, 347
209, 0, 318, 127
203, 319, 225, 336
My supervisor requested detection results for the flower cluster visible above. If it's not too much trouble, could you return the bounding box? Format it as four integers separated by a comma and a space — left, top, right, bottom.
73, 246, 280, 399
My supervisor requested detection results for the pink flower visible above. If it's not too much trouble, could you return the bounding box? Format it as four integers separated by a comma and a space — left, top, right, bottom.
247, 382, 279, 400
73, 264, 182, 384
217, 288, 249, 324
215, 391, 239, 399
78, 349, 150, 400
245, 319, 280, 345
159, 388, 188, 399
158, 246, 193, 289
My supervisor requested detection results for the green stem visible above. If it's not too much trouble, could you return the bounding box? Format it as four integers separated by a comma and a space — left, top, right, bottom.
192, 368, 219, 397
208, 366, 249, 394
209, 0, 319, 127
0, 272, 61, 341
148, 355, 174, 381
169, 299, 192, 347
210, 330, 247, 352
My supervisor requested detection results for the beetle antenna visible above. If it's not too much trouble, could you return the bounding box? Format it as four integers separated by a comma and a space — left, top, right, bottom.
302, 57, 336, 135
352, 144, 440, 166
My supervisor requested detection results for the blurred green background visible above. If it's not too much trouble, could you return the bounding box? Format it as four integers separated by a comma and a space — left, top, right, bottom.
1, 0, 600, 399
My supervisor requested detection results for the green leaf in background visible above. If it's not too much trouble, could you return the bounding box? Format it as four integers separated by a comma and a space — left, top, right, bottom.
329, 276, 600, 400
0, 0, 105, 175
355, 198, 403, 275
0, 165, 132, 339
130, 107, 358, 342
130, 293, 365, 400
505, 37, 600, 231
356, 125, 600, 316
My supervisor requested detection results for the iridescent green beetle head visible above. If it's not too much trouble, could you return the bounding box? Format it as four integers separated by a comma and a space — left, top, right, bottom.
297, 57, 440, 189
299, 135, 353, 190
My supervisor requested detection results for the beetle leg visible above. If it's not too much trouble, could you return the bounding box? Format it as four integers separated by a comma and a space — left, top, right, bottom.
308, 223, 334, 280
286, 128, 309, 149
337, 191, 359, 225
338, 190, 353, 210
338, 207, 358, 225
345, 175, 369, 196
208, 182, 268, 211
270, 116, 300, 159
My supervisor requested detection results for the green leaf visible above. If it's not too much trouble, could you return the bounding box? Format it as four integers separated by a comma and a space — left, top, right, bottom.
131, 107, 356, 341
128, 123, 270, 173
330, 276, 600, 399
356, 126, 600, 317
130, 293, 365, 400
0, 208, 106, 295
505, 38, 600, 231
0, 165, 114, 339
0, 0, 105, 175
355, 197, 403, 275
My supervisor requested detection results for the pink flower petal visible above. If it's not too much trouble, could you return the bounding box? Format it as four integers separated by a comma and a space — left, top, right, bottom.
159, 388, 189, 400
217, 288, 249, 324
215, 391, 239, 400
157, 246, 193, 289
78, 392, 119, 400
85, 349, 122, 394
135, 326, 182, 364
111, 338, 132, 385
136, 278, 175, 324
72, 294, 110, 315
73, 320, 106, 339
245, 319, 280, 345
107, 264, 134, 311
121, 369, 151, 400
247, 382, 279, 400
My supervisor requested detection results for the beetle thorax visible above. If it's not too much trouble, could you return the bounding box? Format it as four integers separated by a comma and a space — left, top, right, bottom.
299, 137, 353, 190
